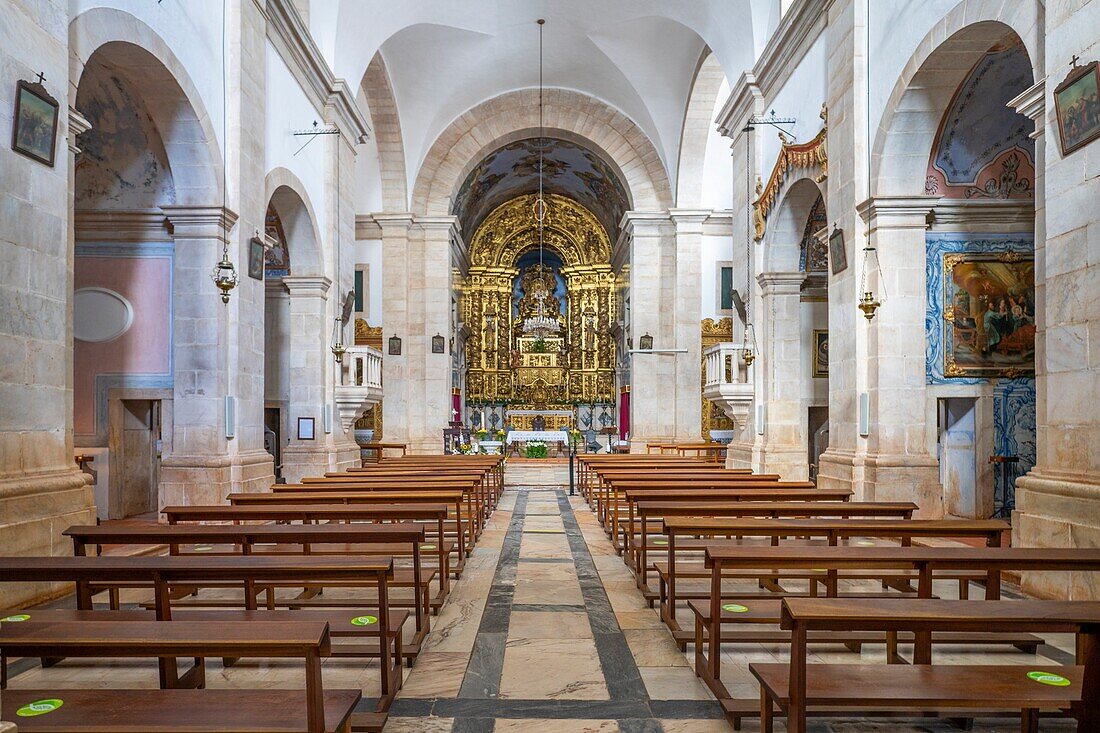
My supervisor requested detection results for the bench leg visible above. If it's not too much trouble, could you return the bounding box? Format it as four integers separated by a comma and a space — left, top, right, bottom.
1021, 708, 1038, 733
759, 687, 774, 733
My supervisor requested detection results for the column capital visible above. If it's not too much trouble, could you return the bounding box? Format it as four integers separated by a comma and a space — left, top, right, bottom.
716, 71, 763, 139
857, 196, 939, 232
161, 205, 239, 241
757, 271, 806, 295
67, 106, 91, 155
1008, 78, 1046, 140
417, 215, 460, 237
282, 275, 332, 297
669, 209, 712, 233
370, 212, 416, 235
620, 210, 674, 235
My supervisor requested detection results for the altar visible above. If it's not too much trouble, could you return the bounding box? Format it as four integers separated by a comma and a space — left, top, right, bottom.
507, 409, 573, 432
505, 430, 570, 445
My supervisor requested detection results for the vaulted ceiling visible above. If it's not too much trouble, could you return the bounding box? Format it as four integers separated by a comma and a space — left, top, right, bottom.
310, 1, 775, 198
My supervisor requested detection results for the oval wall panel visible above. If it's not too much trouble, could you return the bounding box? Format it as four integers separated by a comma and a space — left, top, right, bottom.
73, 287, 134, 343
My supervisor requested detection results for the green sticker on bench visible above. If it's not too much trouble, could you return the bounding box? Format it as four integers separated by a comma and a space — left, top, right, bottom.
722, 603, 749, 613
652, 539, 667, 546
351, 615, 378, 626
421, 544, 437, 550
1027, 671, 1071, 686
194, 545, 214, 552
855, 540, 875, 546
18, 699, 63, 717
2, 614, 30, 622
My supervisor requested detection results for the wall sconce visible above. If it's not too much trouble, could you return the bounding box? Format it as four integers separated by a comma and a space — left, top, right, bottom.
210, 240, 239, 304
858, 243, 886, 321
741, 322, 758, 366
432, 333, 446, 354
638, 333, 654, 350
388, 334, 402, 356
330, 317, 347, 364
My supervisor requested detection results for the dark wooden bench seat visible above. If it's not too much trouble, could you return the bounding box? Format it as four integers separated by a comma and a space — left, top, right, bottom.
0, 620, 362, 733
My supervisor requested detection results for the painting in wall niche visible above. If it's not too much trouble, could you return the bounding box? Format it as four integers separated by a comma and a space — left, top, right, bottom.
12, 79, 59, 166
942, 252, 1035, 378
811, 329, 828, 379
1054, 60, 1100, 156
264, 203, 290, 278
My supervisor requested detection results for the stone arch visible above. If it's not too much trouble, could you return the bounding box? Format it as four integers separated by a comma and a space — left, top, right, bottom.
871, 0, 1042, 196
676, 50, 726, 207
411, 89, 673, 218
360, 52, 409, 212
264, 168, 324, 277
70, 7, 223, 204
763, 177, 826, 272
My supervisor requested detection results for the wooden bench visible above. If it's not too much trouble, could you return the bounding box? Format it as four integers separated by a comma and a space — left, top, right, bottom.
697, 545, 1100, 722
360, 441, 407, 463
162, 502, 455, 606
0, 619, 364, 732
63, 523, 432, 667
755, 597, 1100, 733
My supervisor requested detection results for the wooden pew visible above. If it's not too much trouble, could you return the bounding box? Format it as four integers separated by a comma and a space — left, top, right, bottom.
0, 620, 363, 733
696, 545, 1100, 722
0, 555, 398, 715
654, 517, 1006, 642
577, 455, 729, 503
593, 472, 787, 528
227, 491, 473, 571
63, 523, 433, 667
758, 598, 1100, 733
163, 503, 455, 607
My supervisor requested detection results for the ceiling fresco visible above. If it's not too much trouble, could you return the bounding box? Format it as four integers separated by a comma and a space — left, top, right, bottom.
926, 37, 1035, 199
453, 137, 631, 240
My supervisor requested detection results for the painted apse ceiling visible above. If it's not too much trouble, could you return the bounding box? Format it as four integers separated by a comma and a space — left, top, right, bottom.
453, 138, 631, 241
926, 37, 1035, 199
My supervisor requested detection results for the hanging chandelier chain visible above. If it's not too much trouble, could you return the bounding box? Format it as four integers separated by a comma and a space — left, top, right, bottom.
537, 18, 545, 272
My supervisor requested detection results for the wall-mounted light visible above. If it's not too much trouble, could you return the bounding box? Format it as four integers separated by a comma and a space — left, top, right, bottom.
638, 333, 654, 350
741, 322, 758, 366
330, 317, 347, 364
388, 334, 402, 356
210, 240, 239, 304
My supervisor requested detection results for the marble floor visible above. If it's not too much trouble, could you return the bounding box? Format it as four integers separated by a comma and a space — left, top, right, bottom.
6, 467, 1081, 732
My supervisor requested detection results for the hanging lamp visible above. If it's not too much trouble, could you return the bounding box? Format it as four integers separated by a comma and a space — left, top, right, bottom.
210, 0, 237, 304
858, 241, 886, 321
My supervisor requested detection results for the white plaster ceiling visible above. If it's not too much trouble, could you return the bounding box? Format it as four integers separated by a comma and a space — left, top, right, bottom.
310, 1, 771, 201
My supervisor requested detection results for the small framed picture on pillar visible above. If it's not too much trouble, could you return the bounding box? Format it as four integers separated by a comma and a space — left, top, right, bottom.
297, 417, 315, 441
432, 334, 446, 354
388, 334, 402, 355
11, 78, 59, 167
247, 237, 265, 280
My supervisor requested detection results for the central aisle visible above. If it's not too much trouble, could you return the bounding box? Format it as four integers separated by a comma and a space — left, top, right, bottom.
384, 466, 724, 732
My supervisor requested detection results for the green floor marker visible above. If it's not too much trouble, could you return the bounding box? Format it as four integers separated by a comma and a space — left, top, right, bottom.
17, 699, 63, 717
194, 545, 213, 552
2, 614, 30, 622
652, 539, 667, 546
1027, 671, 1071, 686
351, 615, 378, 626
421, 544, 437, 550
722, 603, 749, 613
855, 540, 875, 546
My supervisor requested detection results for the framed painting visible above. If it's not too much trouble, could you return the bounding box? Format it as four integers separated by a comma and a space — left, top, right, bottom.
943, 252, 1035, 378
11, 79, 59, 166
828, 227, 847, 275
811, 329, 828, 378
1054, 60, 1100, 156
297, 417, 315, 441
247, 237, 265, 281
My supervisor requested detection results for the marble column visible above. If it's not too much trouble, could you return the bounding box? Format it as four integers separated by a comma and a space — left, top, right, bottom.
279, 276, 336, 482
377, 214, 415, 448
854, 196, 941, 515
669, 210, 707, 441
756, 271, 809, 479
413, 217, 460, 454
1013, 0, 1100, 601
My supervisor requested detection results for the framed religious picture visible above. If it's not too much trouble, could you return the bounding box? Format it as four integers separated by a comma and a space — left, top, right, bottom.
1054, 60, 1100, 156
247, 237, 265, 281
942, 251, 1035, 378
297, 416, 315, 441
828, 226, 847, 275
432, 333, 446, 354
11, 79, 60, 166
811, 329, 829, 378
388, 334, 402, 356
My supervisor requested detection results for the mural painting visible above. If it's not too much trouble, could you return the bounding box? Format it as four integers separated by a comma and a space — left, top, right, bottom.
943, 252, 1035, 378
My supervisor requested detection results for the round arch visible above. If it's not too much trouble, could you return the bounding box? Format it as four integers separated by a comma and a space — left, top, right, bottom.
264, 168, 325, 277
872, 0, 1042, 197
70, 8, 223, 205
763, 177, 826, 273
676, 50, 726, 207
412, 89, 674, 218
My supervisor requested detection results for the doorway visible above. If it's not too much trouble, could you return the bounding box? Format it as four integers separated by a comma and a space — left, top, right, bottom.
938, 397, 980, 518
807, 406, 829, 483
265, 407, 283, 482
116, 399, 160, 519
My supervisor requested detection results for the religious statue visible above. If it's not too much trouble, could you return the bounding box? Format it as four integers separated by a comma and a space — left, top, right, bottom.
515, 264, 564, 331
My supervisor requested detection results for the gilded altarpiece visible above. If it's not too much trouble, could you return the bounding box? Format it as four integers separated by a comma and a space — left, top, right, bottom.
701, 318, 736, 437
462, 194, 617, 410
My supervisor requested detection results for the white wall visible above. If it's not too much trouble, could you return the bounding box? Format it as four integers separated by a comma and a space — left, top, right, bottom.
354, 239, 383, 324
800, 299, 828, 405
700, 78, 734, 209
701, 234, 734, 319
264, 40, 328, 239
759, 34, 828, 179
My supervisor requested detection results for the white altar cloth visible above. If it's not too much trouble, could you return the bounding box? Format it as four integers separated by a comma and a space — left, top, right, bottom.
505, 430, 569, 444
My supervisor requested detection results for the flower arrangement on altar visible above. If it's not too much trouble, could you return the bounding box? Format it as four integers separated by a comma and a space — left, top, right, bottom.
456, 443, 473, 455
475, 428, 489, 441
524, 441, 548, 459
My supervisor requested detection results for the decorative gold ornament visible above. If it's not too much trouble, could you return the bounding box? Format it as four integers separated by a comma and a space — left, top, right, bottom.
858, 292, 881, 321
752, 105, 828, 242
211, 242, 239, 304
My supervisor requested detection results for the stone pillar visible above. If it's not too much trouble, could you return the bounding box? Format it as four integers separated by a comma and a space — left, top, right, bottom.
1013, 0, 1100, 601
377, 214, 415, 448
624, 213, 675, 449
279, 276, 335, 482
855, 197, 941, 515
669, 210, 707, 441
756, 271, 809, 479
0, 14, 96, 605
